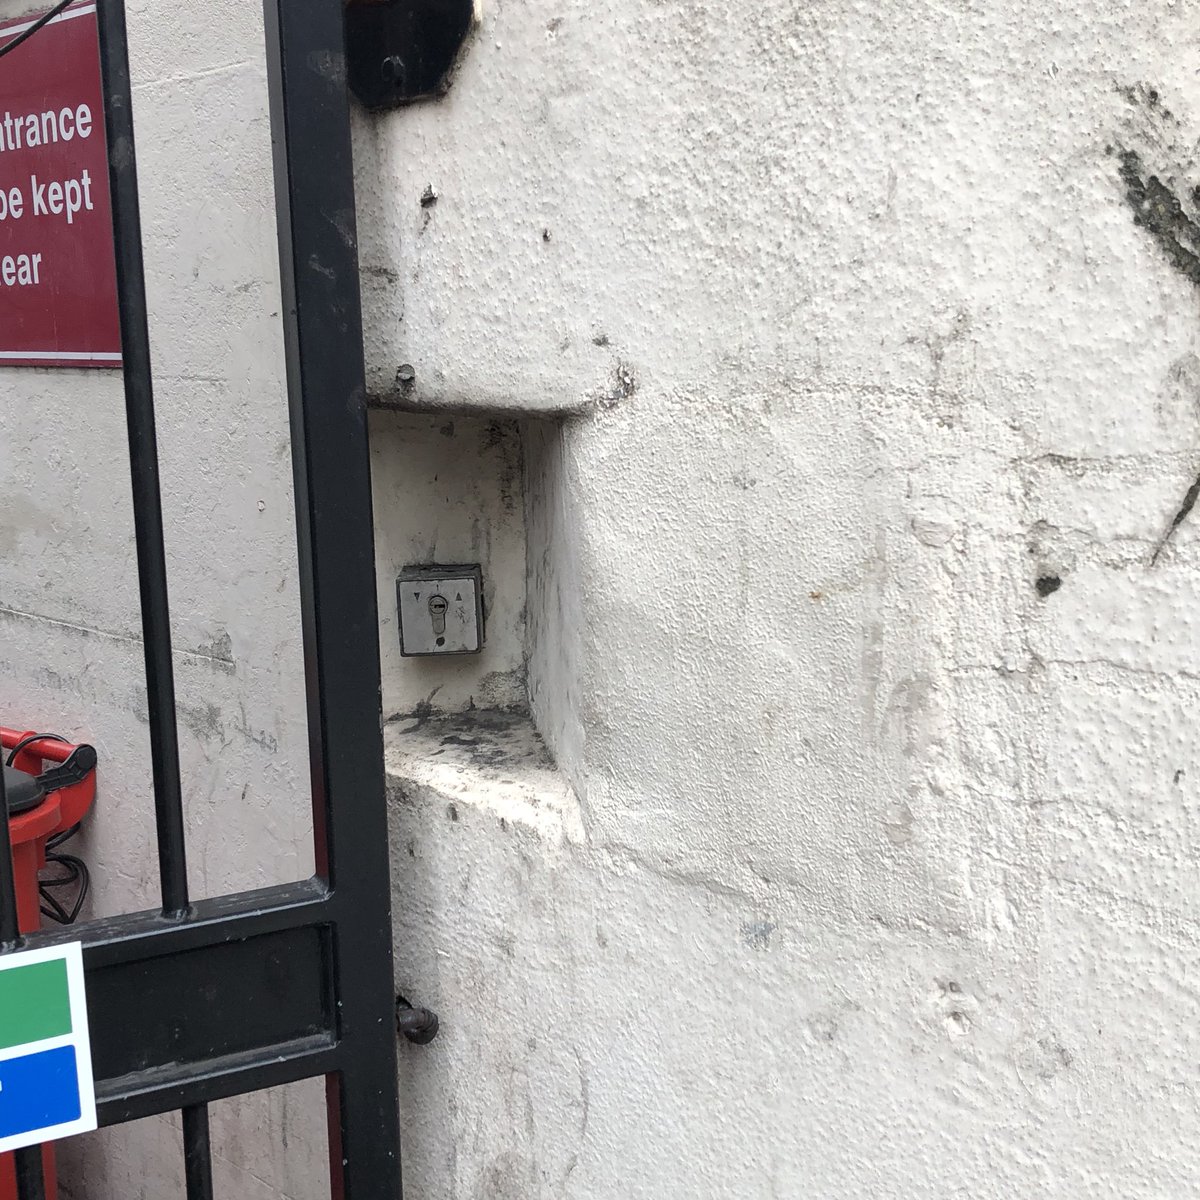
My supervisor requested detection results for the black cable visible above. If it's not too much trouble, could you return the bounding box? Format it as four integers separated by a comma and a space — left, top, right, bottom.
0, 0, 75, 61
39, 852, 88, 925
46, 822, 81, 851
40, 876, 74, 925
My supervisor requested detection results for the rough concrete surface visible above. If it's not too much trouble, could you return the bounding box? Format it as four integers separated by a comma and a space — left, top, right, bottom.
372, 0, 1200, 1196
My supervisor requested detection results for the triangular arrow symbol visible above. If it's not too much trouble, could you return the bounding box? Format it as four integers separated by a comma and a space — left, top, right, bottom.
413, 592, 420, 600
455, 593, 463, 601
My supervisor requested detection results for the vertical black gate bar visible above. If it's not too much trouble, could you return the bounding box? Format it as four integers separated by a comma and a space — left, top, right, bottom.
12, 1149, 45, 1200
0, 763, 19, 950
93, 1, 215, 1196
95, 0, 189, 920
263, 1, 403, 1196
181, 1105, 215, 1200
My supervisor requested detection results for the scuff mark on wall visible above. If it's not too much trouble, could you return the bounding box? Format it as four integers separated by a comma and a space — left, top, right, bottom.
907, 308, 973, 425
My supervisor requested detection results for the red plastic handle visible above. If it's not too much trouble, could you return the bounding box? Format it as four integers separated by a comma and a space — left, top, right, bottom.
0, 726, 97, 843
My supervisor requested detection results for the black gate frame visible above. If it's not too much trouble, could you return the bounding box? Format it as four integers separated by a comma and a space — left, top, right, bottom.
0, 1, 403, 1197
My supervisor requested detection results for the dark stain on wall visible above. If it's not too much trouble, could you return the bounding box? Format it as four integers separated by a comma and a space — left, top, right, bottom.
1113, 87, 1200, 563
1116, 149, 1200, 289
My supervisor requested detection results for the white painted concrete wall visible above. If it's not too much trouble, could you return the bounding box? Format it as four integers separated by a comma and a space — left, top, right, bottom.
373, 0, 1200, 1196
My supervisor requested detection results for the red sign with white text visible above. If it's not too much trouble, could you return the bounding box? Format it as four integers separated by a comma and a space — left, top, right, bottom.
0, 3, 120, 368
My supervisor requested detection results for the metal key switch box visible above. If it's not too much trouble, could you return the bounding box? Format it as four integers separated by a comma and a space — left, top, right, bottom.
397, 564, 484, 655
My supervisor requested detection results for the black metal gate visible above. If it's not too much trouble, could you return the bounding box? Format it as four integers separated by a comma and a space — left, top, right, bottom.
0, 1, 404, 1196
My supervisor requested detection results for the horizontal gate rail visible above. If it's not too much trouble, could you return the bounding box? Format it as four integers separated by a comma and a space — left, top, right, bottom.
29, 881, 337, 1123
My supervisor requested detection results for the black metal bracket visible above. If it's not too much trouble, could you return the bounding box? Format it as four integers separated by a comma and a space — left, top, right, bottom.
344, 0, 476, 111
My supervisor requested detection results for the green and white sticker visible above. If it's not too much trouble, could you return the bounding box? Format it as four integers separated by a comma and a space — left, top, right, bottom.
0, 942, 96, 1153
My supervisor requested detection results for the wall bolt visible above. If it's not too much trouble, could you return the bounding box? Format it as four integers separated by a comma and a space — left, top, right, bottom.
396, 995, 439, 1045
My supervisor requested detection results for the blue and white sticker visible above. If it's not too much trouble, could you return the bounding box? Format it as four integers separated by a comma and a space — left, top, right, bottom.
0, 942, 96, 1153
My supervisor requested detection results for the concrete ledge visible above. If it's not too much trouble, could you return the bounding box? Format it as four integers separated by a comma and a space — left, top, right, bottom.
383, 710, 584, 846
366, 390, 594, 418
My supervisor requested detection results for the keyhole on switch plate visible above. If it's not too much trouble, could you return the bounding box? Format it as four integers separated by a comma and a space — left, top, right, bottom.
428, 594, 448, 646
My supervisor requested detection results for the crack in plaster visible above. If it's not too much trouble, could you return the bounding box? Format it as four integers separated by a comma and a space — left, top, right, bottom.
0, 604, 236, 670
